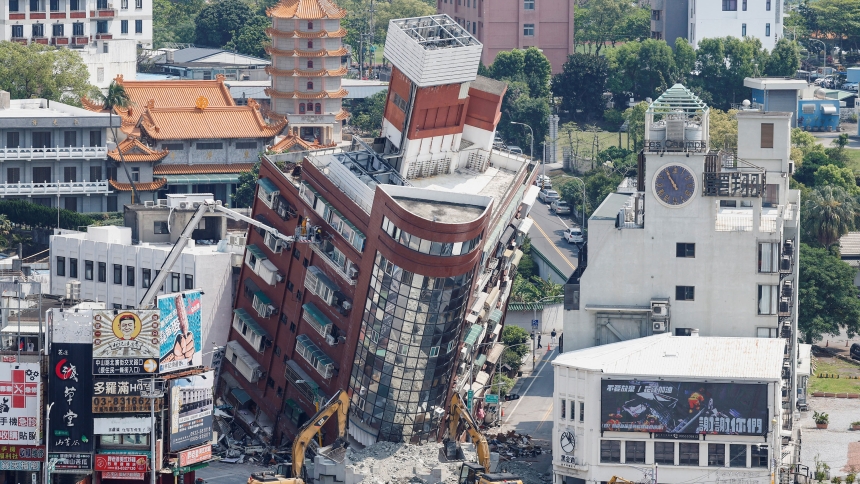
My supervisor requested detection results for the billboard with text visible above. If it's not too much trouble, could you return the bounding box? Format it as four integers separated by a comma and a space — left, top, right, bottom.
168, 370, 213, 451
158, 292, 202, 374
0, 363, 40, 445
93, 310, 160, 375
600, 379, 769, 436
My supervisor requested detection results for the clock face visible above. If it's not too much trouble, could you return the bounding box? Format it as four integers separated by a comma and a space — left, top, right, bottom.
653, 164, 696, 207
560, 430, 575, 453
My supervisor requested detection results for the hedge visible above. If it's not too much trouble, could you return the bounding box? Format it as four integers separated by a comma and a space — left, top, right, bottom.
0, 200, 95, 230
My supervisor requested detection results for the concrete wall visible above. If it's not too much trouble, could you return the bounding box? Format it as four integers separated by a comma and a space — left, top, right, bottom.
80, 40, 138, 89
506, 303, 563, 335
156, 139, 264, 165
690, 0, 783, 50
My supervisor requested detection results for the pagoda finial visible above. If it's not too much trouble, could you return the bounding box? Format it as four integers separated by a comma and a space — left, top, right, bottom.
215, 74, 226, 82
115, 74, 124, 84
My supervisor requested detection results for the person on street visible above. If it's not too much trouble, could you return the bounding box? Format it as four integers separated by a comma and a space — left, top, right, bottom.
537, 334, 543, 348
551, 328, 557, 345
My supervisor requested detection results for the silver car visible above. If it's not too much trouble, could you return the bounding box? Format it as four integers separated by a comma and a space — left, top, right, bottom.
539, 189, 559, 203
551, 200, 571, 215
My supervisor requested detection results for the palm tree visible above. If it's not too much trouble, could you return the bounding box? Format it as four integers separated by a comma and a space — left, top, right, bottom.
101, 80, 130, 110
802, 185, 859, 249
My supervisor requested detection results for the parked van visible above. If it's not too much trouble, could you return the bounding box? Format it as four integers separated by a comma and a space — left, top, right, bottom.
851, 343, 860, 360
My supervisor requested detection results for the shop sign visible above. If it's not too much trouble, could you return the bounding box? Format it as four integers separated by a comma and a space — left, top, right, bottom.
49, 453, 93, 470
0, 461, 39, 471
0, 363, 41, 445
168, 370, 213, 452
158, 292, 203, 374
49, 343, 93, 453
178, 445, 211, 467
93, 417, 151, 435
102, 472, 145, 480
95, 454, 147, 472
92, 310, 160, 375
92, 378, 163, 413
654, 432, 701, 440
0, 445, 45, 460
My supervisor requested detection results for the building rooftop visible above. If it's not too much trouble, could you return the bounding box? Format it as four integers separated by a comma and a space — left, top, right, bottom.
470, 76, 507, 96
0, 98, 111, 119
140, 100, 287, 140
840, 231, 860, 258
591, 193, 633, 220
408, 166, 518, 207
390, 14, 480, 50
154, 48, 270, 66
53, 227, 229, 255
553, 334, 785, 380
743, 77, 809, 91
266, 0, 346, 19
108, 138, 168, 163
647, 83, 709, 116
391, 196, 486, 224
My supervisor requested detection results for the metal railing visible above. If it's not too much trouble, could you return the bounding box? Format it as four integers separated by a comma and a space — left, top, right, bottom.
0, 146, 108, 160
310, 244, 357, 285
0, 180, 111, 196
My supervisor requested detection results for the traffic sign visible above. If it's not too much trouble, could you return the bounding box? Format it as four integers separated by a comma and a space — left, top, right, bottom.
531, 319, 539, 329
467, 390, 473, 410
485, 394, 499, 404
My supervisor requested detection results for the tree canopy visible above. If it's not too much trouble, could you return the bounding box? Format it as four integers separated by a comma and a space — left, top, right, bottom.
0, 42, 95, 101
553, 53, 608, 122
233, 163, 260, 209
194, 0, 254, 49
799, 243, 860, 344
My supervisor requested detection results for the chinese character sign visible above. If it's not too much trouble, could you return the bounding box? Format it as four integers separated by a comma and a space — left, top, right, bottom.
49, 453, 92, 470
93, 417, 152, 435
158, 292, 202, 374
93, 310, 160, 375
92, 378, 163, 413
0, 445, 45, 460
168, 371, 213, 452
95, 454, 147, 472
178, 444, 211, 467
600, 379, 769, 436
0, 363, 41, 445
49, 343, 93, 453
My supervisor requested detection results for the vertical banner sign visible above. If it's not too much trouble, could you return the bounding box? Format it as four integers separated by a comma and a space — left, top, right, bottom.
158, 292, 203, 374
49, 343, 94, 453
168, 370, 213, 452
0, 363, 40, 444
92, 310, 160, 375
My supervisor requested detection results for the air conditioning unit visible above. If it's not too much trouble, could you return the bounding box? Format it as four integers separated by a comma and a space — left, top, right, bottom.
780, 255, 791, 271
341, 300, 352, 310
178, 202, 188, 209
267, 304, 276, 314
782, 281, 793, 298
653, 321, 667, 333
784, 239, 794, 256
325, 334, 337, 346
651, 298, 669, 320
348, 264, 359, 278
65, 280, 81, 300
274, 272, 284, 283
779, 298, 791, 313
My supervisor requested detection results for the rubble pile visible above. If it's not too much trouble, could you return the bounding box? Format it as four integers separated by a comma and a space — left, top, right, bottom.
487, 430, 543, 460
346, 441, 463, 484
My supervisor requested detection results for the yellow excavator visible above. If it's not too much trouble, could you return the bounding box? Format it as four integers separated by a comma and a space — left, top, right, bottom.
608, 477, 637, 484
247, 390, 350, 484
447, 392, 523, 484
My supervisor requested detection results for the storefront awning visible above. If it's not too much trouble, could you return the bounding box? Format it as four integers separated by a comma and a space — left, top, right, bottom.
486, 343, 506, 364
464, 323, 483, 345
230, 387, 251, 406
246, 244, 267, 261
474, 354, 487, 369
233, 309, 271, 340
302, 302, 333, 331
488, 308, 503, 325
163, 174, 241, 184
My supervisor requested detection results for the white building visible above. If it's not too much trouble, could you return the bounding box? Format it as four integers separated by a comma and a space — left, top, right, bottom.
552, 334, 790, 484
49, 224, 233, 366
563, 84, 800, 412
689, 0, 783, 50
1, 0, 152, 88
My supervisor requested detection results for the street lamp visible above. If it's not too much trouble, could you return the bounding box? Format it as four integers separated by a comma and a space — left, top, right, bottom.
44, 402, 54, 484
510, 121, 535, 162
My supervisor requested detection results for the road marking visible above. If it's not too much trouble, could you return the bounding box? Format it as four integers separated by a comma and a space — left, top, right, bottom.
535, 401, 554, 433
504, 349, 555, 424
530, 218, 576, 271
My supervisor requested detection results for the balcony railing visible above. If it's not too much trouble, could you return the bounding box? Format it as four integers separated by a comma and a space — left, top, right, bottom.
0, 180, 111, 196
310, 243, 357, 285
0, 146, 108, 160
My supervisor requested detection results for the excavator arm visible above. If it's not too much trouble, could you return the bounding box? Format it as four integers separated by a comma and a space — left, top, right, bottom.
449, 392, 491, 472
291, 390, 350, 478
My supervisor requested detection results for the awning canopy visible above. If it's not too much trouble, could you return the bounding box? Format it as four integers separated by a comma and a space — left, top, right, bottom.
474, 354, 487, 369
233, 308, 271, 340
464, 323, 483, 345
488, 308, 503, 325
253, 290, 272, 306
486, 343, 506, 364
302, 302, 333, 330
246, 244, 267, 260
258, 177, 279, 194
230, 387, 251, 406
517, 217, 534, 235
285, 359, 320, 392
822, 105, 838, 115
164, 174, 241, 184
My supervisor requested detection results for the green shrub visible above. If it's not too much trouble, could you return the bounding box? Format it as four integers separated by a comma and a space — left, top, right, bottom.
0, 200, 95, 229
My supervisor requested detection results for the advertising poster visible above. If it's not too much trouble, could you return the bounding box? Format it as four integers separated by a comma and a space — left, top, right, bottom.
49, 343, 94, 453
49, 453, 92, 470
95, 454, 148, 473
168, 371, 213, 452
158, 292, 203, 374
92, 377, 163, 413
94, 417, 152, 435
0, 363, 40, 445
178, 444, 211, 467
0, 445, 44, 460
93, 310, 160, 375
600, 379, 769, 436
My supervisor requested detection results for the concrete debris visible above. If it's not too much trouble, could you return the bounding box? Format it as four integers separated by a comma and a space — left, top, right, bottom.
487, 430, 544, 460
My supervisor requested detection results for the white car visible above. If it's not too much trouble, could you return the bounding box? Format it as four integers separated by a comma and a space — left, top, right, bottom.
538, 189, 559, 204
551, 200, 572, 215
535, 175, 552, 189
564, 227, 584, 244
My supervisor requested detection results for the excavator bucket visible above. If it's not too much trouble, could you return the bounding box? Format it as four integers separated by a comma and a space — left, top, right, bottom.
317, 437, 349, 463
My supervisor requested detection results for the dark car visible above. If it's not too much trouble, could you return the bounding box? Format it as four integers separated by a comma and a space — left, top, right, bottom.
851, 343, 860, 361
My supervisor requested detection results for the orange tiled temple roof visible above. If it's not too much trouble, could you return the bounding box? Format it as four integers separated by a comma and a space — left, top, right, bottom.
267, 0, 346, 19
108, 137, 169, 162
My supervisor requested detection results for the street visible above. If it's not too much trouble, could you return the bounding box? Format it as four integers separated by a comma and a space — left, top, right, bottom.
528, 196, 579, 279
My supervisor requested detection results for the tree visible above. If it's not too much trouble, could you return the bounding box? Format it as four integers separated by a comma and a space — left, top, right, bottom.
500, 324, 531, 375
194, 0, 253, 49
766, 39, 801, 77
623, 101, 648, 152
708, 109, 739, 151
233, 163, 260, 208
673, 38, 696, 83
492, 373, 515, 397
489, 50, 526, 82
523, 47, 552, 99
371, 0, 435, 45
608, 39, 675, 102
102, 80, 130, 111
801, 186, 858, 248
798, 243, 860, 343
553, 54, 609, 121
223, 15, 270, 58
349, 91, 386, 136
153, 0, 202, 47
814, 164, 859, 194
0, 42, 94, 101
575, 0, 628, 55
496, 81, 550, 154
810, 0, 860, 46
510, 276, 563, 303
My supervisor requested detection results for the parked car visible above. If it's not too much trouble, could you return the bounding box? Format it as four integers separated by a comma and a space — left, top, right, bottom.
538, 189, 559, 203
535, 175, 552, 188
507, 145, 524, 155
851, 343, 860, 361
564, 226, 584, 244
551, 200, 572, 215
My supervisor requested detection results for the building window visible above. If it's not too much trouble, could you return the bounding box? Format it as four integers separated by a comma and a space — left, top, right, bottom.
170, 272, 180, 292
10, 0, 19, 12
136, 0, 141, 7
600, 440, 621, 463
758, 242, 779, 273
429, 346, 439, 357
299, 104, 306, 114
579, 402, 584, 422
56, 256, 66, 277
757, 327, 778, 338
121, 20, 128, 33
307, 81, 314, 90
6, 168, 19, 185
307, 60, 314, 69
32, 132, 51, 148
730, 444, 747, 467
11, 25, 23, 38
675, 286, 695, 301
120, 0, 127, 7
63, 131, 76, 147
64, 197, 76, 212
141, 268, 151, 288
307, 40, 313, 48
315, 103, 321, 114
69, 258, 78, 278
751, 445, 768, 467
758, 285, 778, 315
765, 23, 771, 36
131, 167, 139, 182
766, 0, 771, 10
162, 143, 183, 151
196, 142, 223, 150
722, 0, 736, 10
32, 23, 44, 37
679, 443, 700, 466
63, 167, 76, 183
742, 0, 747, 9
85, 260, 93, 280
560, 399, 566, 419
98, 262, 106, 283
236, 141, 257, 149
107, 196, 117, 212
32, 167, 51, 183
626, 441, 646, 464
52, 23, 64, 36
113, 264, 122, 285
523, 23, 534, 36
742, 23, 746, 36
708, 443, 726, 467
523, 0, 534, 9
90, 166, 102, 182
6, 132, 19, 149
135, 19, 142, 33
96, 20, 108, 34
655, 442, 675, 465
185, 274, 194, 290
676, 243, 695, 258
73, 22, 83, 35
154, 221, 169, 234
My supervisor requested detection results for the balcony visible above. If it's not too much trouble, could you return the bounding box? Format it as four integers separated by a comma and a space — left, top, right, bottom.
95, 33, 112, 39
32, 37, 48, 44
91, 7, 115, 16
11, 37, 27, 44
51, 37, 70, 45
74, 36, 89, 44
0, 146, 108, 160
310, 242, 357, 285
295, 334, 335, 379
0, 180, 111, 197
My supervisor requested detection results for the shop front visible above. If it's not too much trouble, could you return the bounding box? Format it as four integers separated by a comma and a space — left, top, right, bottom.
0, 445, 43, 484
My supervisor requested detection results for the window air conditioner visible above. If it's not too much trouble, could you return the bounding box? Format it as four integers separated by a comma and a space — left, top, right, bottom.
325, 334, 337, 346
653, 321, 667, 333
178, 202, 188, 209
782, 281, 793, 298
341, 300, 352, 310
780, 255, 791, 271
